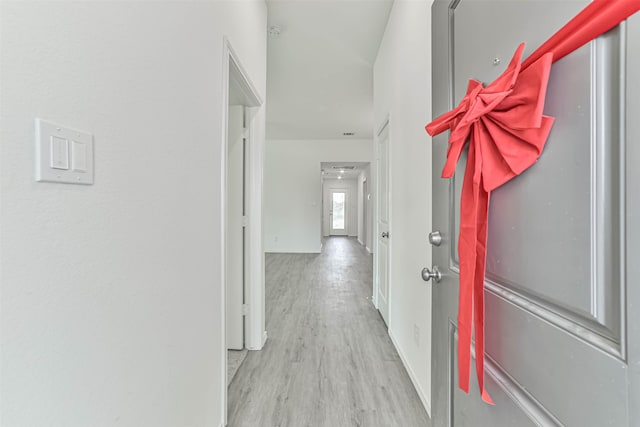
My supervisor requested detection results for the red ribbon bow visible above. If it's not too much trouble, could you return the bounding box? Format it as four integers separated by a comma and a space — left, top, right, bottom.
427, 42, 554, 406
429, 43, 555, 192
426, 0, 640, 405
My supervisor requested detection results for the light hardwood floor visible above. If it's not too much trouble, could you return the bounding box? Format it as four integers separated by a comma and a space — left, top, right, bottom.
228, 349, 248, 385
227, 237, 431, 427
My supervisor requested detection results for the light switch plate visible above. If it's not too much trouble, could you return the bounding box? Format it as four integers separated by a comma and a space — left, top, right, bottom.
36, 119, 94, 185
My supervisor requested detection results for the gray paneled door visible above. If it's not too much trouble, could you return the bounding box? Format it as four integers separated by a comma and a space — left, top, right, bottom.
430, 1, 640, 426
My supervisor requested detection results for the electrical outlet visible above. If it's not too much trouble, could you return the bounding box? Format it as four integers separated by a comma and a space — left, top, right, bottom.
414, 324, 420, 347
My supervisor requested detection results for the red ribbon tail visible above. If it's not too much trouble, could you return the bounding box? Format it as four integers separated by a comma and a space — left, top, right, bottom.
458, 130, 494, 404
457, 137, 478, 394
475, 184, 493, 405
481, 388, 495, 405
471, 127, 493, 405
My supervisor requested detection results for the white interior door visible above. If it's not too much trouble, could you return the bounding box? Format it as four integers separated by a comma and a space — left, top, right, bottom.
226, 105, 244, 350
376, 121, 390, 325
362, 179, 368, 247
329, 189, 348, 236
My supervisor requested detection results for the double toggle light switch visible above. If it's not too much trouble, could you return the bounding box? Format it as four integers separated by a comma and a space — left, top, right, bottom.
35, 119, 94, 185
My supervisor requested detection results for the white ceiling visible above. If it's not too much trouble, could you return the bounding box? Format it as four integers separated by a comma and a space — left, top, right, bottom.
266, 0, 393, 140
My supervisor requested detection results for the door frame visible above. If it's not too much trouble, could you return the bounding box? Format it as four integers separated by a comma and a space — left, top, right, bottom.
226, 104, 245, 351
361, 177, 368, 248
221, 37, 264, 423
373, 115, 391, 311
329, 188, 350, 236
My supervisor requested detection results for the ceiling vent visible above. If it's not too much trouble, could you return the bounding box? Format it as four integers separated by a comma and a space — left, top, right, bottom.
331, 166, 355, 170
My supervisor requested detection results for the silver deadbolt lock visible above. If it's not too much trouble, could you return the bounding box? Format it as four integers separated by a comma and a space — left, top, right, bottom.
429, 231, 443, 246
421, 266, 442, 283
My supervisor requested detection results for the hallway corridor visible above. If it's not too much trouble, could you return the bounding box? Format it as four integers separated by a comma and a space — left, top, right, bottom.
227, 237, 430, 426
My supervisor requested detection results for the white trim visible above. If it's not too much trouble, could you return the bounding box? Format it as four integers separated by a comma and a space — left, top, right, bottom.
376, 115, 390, 137
227, 46, 262, 107
220, 38, 230, 427
246, 330, 268, 351
388, 329, 432, 417
359, 173, 370, 252
244, 105, 266, 352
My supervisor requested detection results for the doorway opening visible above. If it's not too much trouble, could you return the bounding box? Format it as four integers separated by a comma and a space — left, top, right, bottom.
330, 190, 348, 236
320, 162, 371, 243
222, 38, 264, 424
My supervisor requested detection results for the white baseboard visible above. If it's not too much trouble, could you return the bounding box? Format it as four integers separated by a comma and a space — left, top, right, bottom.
246, 331, 268, 351
247, 331, 268, 351
388, 330, 431, 417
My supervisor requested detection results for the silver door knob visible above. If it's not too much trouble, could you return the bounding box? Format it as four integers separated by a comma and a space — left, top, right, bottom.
421, 266, 442, 283
381, 231, 389, 238
428, 231, 443, 246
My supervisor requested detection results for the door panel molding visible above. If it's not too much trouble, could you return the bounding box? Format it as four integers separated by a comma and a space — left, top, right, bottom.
448, 322, 562, 427
590, 23, 626, 358
485, 280, 622, 358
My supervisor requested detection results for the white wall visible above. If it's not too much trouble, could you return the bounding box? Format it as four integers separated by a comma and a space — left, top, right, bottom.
373, 0, 433, 415
264, 139, 372, 253
0, 2, 266, 426
322, 179, 358, 237
357, 166, 373, 252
